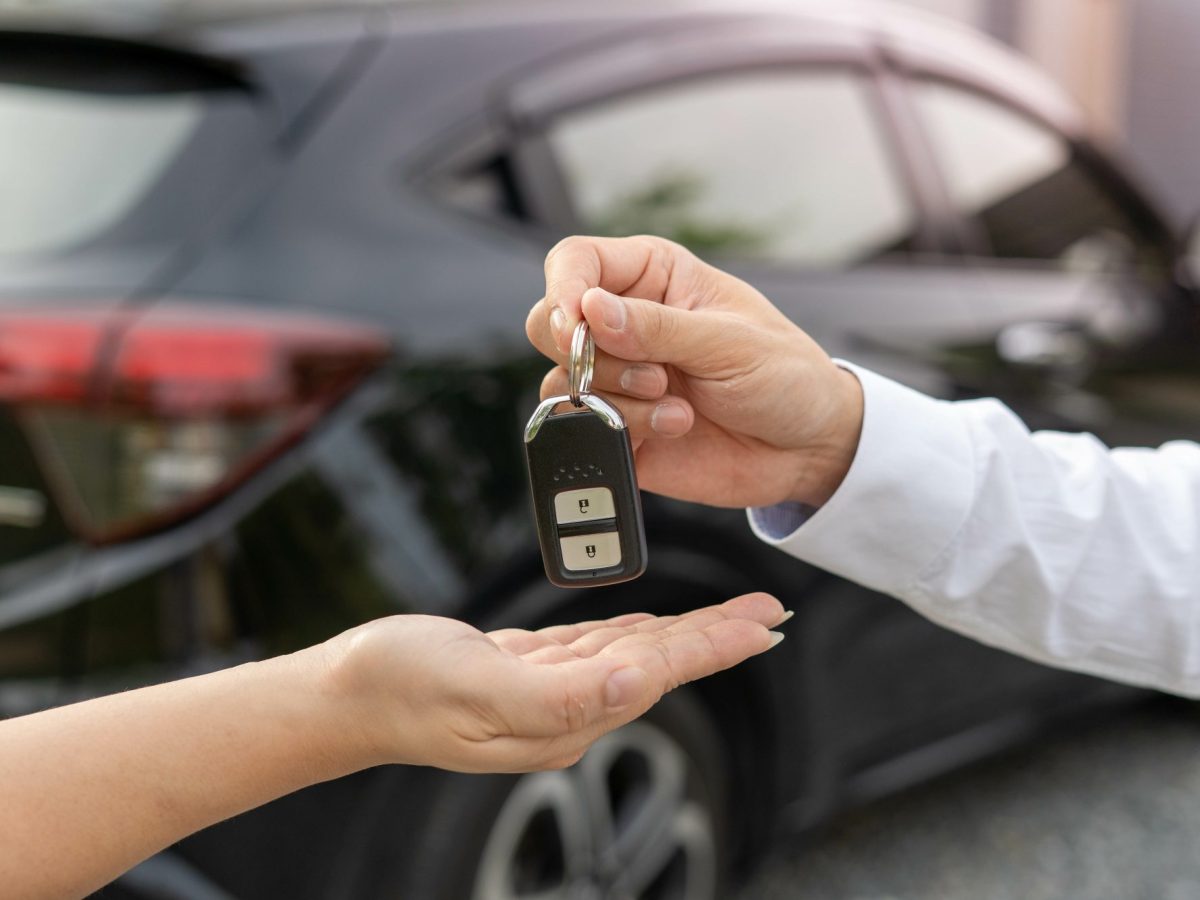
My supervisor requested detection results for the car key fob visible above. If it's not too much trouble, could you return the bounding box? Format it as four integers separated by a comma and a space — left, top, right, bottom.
524, 323, 647, 588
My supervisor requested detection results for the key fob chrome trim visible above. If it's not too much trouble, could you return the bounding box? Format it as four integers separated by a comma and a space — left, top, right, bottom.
524, 393, 626, 443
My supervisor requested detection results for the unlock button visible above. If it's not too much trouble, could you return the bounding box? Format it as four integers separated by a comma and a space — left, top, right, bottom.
554, 487, 615, 524
560, 532, 622, 571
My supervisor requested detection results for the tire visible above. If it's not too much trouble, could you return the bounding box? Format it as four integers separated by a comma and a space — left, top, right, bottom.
353, 687, 731, 900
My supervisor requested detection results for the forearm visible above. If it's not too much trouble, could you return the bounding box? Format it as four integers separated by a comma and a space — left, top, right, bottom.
0, 646, 360, 900
755, 363, 1200, 697
910, 401, 1200, 695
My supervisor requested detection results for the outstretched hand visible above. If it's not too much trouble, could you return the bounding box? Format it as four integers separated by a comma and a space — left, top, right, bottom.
322, 593, 787, 773
0, 596, 787, 900
527, 235, 864, 508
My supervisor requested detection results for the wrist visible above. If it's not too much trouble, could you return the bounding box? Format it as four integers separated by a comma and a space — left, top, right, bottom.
291, 641, 388, 776
788, 367, 863, 506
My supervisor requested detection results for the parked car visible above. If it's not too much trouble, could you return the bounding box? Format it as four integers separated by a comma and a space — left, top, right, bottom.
1, 2, 1196, 897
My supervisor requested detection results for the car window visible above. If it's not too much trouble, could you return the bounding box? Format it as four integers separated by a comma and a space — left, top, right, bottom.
0, 84, 202, 257
913, 80, 1168, 270
430, 153, 528, 224
544, 71, 917, 268
0, 39, 260, 263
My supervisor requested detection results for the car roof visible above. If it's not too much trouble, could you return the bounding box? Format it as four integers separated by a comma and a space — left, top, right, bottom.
0, 0, 1082, 135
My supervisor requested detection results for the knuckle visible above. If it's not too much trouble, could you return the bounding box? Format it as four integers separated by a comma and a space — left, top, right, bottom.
557, 685, 589, 734
543, 276, 576, 305
629, 235, 681, 296
545, 235, 583, 272
639, 304, 676, 351
649, 641, 681, 691
651, 233, 690, 267
634, 233, 684, 260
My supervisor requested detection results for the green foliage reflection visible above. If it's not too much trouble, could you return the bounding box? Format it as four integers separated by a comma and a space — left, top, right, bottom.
591, 168, 772, 257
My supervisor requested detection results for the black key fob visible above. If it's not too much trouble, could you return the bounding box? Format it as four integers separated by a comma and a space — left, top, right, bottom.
524, 322, 647, 588
525, 404, 647, 588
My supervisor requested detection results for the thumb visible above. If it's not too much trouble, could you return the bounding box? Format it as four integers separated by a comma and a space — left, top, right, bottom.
580, 287, 744, 373
491, 657, 652, 740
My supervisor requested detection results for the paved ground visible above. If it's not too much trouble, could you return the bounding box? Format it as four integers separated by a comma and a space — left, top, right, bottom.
737, 699, 1200, 900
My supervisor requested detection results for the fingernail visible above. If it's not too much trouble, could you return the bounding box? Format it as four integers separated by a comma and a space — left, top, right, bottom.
605, 667, 648, 708
550, 307, 568, 345
620, 364, 662, 397
768, 632, 786, 649
651, 402, 689, 435
599, 290, 627, 331
777, 610, 795, 626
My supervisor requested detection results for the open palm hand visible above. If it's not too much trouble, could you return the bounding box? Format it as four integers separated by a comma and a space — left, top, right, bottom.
323, 593, 787, 773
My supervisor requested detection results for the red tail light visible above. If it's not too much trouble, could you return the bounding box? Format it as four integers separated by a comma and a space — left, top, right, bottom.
0, 304, 390, 542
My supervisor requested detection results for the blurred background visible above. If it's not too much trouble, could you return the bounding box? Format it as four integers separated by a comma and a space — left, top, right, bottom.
896, 0, 1200, 224
2, 1, 1200, 899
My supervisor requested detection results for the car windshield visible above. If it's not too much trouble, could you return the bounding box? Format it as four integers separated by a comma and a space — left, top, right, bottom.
0, 37, 260, 265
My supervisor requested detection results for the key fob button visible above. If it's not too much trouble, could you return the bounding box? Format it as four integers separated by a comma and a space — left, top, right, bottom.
560, 532, 622, 571
553, 487, 615, 524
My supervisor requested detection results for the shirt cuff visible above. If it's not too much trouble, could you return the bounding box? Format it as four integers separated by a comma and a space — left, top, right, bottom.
747, 360, 976, 595
748, 501, 816, 538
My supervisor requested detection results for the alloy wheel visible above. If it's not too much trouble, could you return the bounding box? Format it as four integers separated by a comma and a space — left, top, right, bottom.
471, 720, 718, 900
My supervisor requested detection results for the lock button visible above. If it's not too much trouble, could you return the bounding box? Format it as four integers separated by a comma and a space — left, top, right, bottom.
553, 487, 615, 525
559, 532, 622, 571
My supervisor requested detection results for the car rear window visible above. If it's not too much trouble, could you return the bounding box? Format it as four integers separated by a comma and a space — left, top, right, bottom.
0, 35, 259, 260
0, 84, 205, 257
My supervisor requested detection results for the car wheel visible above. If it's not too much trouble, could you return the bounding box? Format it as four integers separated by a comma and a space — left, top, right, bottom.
355, 688, 730, 900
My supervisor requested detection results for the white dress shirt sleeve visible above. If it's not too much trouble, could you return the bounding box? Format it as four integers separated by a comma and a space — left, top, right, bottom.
749, 361, 1200, 698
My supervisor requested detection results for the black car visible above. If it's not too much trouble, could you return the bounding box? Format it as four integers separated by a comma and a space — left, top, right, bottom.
1, 2, 1196, 898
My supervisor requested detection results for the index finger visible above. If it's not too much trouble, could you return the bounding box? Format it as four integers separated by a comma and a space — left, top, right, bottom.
543, 235, 679, 352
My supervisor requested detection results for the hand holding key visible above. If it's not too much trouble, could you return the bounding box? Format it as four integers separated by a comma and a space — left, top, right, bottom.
526, 235, 865, 509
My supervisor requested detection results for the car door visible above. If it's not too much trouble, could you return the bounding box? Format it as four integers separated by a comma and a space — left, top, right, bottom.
899, 74, 1200, 447
501, 21, 1085, 781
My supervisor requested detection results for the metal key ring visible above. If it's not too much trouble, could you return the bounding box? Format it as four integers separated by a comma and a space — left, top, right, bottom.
568, 320, 594, 407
